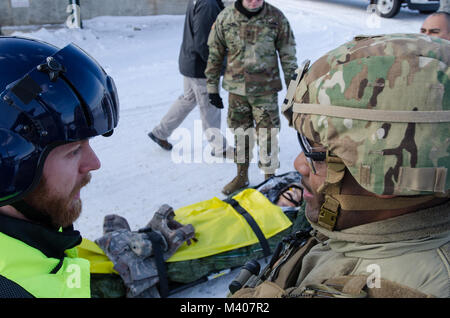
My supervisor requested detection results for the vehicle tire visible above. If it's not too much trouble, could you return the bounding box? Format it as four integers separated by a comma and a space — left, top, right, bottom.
375, 0, 401, 18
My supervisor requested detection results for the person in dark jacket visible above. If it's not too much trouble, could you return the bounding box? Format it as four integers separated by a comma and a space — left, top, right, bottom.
149, 0, 232, 157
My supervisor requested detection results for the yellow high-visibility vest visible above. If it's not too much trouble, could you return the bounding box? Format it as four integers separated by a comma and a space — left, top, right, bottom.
0, 232, 90, 298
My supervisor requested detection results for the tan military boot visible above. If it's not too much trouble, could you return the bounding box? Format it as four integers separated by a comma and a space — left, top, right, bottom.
264, 173, 274, 180
222, 164, 249, 195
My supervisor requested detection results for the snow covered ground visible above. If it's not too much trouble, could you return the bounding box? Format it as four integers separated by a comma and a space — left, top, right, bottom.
8, 0, 425, 298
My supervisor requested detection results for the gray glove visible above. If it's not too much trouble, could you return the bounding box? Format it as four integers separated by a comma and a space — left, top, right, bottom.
95, 204, 195, 298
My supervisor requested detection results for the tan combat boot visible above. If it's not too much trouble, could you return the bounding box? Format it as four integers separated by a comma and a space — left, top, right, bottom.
222, 164, 249, 195
264, 173, 274, 180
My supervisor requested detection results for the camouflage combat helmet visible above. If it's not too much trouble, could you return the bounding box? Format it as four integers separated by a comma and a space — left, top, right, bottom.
282, 33, 450, 230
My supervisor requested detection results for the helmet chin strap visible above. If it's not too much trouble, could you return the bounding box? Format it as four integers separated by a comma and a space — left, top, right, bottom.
332, 194, 437, 211
10, 200, 55, 228
315, 154, 439, 231
316, 154, 346, 231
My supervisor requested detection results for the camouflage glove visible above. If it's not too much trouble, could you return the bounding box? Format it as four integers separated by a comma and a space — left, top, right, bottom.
95, 205, 195, 298
148, 204, 197, 258
208, 93, 224, 109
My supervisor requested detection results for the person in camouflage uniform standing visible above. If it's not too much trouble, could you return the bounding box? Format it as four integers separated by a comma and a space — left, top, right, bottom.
231, 33, 450, 298
205, 0, 297, 195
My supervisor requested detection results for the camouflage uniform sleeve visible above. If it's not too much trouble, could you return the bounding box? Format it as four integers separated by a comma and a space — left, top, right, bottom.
276, 15, 298, 87
205, 19, 227, 94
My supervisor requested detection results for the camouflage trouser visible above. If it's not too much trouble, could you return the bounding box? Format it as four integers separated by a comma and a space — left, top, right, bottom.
227, 92, 280, 174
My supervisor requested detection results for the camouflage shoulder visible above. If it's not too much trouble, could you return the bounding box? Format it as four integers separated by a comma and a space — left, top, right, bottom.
264, 2, 289, 21
209, 7, 234, 37
216, 5, 235, 22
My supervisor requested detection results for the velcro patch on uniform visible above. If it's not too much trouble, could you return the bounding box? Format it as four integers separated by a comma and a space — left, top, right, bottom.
359, 164, 371, 186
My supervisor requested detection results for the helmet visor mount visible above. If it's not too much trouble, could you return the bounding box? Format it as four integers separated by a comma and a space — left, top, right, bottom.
0, 42, 120, 206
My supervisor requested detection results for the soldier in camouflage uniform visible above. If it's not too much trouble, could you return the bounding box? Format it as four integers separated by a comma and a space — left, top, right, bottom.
420, 10, 450, 40
231, 34, 450, 298
205, 0, 297, 195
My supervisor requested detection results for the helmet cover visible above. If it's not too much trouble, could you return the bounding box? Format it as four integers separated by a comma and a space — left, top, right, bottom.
286, 33, 449, 196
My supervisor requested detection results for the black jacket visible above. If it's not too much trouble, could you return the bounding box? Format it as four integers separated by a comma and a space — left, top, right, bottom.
178, 0, 224, 78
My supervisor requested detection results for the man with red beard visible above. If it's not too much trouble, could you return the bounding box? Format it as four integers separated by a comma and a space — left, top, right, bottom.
0, 37, 119, 298
21, 140, 99, 229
